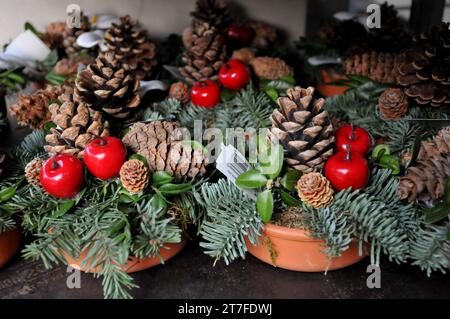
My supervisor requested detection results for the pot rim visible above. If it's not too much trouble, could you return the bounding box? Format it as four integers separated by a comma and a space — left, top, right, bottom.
263, 223, 324, 242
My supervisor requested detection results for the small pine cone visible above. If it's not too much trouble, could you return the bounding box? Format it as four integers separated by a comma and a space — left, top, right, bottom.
120, 159, 150, 193
296, 173, 334, 208
231, 48, 255, 64
245, 20, 277, 50
379, 88, 409, 120
168, 82, 190, 104
41, 21, 66, 49
53, 56, 95, 77
25, 157, 43, 187
249, 57, 293, 80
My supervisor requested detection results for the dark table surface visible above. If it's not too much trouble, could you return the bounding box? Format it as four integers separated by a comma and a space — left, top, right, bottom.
0, 118, 449, 299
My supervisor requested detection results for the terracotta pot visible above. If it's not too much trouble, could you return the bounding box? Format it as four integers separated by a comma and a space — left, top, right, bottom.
246, 223, 366, 272
0, 228, 21, 268
316, 69, 349, 97
63, 237, 188, 274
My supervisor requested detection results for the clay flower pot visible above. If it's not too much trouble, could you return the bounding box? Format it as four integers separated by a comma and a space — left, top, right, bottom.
0, 228, 21, 268
63, 237, 188, 273
246, 223, 366, 272
317, 69, 349, 97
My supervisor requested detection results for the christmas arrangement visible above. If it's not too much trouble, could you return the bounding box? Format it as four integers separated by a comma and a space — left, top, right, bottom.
0, 0, 448, 299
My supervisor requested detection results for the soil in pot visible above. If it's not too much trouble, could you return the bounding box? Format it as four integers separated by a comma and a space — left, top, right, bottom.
246, 207, 366, 272
0, 228, 21, 268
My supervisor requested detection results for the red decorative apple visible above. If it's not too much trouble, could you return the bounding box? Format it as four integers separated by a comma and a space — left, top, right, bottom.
324, 147, 369, 191
40, 154, 84, 198
84, 137, 127, 180
190, 80, 221, 108
225, 24, 252, 46
336, 124, 372, 155
218, 59, 250, 91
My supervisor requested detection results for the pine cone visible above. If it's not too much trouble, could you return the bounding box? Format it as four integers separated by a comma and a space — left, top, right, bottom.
53, 56, 95, 77
296, 172, 334, 208
10, 85, 63, 129
168, 82, 190, 104
231, 48, 255, 64
120, 159, 150, 193
24, 157, 43, 187
102, 15, 157, 80
379, 88, 409, 120
190, 0, 230, 30
179, 21, 227, 84
245, 20, 277, 50
0, 153, 6, 177
41, 21, 66, 49
398, 126, 450, 202
249, 57, 293, 80
269, 86, 335, 173
344, 52, 401, 84
44, 93, 110, 158
75, 52, 141, 123
122, 121, 208, 180
62, 12, 92, 56
397, 23, 450, 107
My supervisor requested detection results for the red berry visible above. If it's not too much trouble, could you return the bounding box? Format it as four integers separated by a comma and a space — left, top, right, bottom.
84, 137, 127, 180
190, 80, 221, 108
335, 125, 372, 155
324, 149, 369, 191
225, 25, 253, 46
218, 59, 250, 91
40, 154, 84, 198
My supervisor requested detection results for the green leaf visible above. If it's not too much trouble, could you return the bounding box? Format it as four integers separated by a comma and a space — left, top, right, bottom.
151, 171, 173, 186
105, 220, 127, 237
43, 51, 59, 68
159, 183, 192, 195
24, 21, 41, 36
279, 75, 296, 85
45, 72, 67, 85
221, 88, 236, 102
279, 189, 303, 207
129, 154, 148, 166
280, 170, 301, 191
43, 121, 57, 133
257, 189, 273, 222
52, 200, 75, 218
74, 187, 87, 205
264, 88, 278, 101
379, 154, 400, 175
150, 193, 168, 214
119, 127, 131, 139
235, 169, 268, 189
424, 204, 450, 224
347, 74, 370, 84
258, 144, 284, 179
447, 225, 450, 241
7, 72, 25, 84
372, 144, 390, 161
406, 133, 423, 168
119, 194, 135, 204
0, 187, 16, 202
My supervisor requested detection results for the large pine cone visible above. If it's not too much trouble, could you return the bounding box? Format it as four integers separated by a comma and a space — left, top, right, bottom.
122, 121, 207, 180
296, 172, 334, 208
75, 52, 141, 123
378, 88, 409, 120
344, 52, 401, 84
44, 93, 110, 158
269, 86, 334, 173
179, 21, 227, 84
398, 126, 450, 202
63, 12, 92, 56
120, 159, 150, 193
102, 15, 157, 80
10, 85, 63, 129
397, 23, 450, 107
249, 57, 293, 80
191, 0, 230, 30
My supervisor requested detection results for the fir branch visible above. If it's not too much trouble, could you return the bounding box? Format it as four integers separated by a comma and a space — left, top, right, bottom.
142, 98, 183, 122
12, 130, 46, 167
195, 179, 263, 265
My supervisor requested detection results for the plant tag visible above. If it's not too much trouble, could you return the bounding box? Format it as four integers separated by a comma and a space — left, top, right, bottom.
308, 55, 342, 66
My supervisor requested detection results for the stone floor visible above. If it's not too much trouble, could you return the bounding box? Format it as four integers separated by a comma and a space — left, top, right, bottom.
0, 239, 449, 299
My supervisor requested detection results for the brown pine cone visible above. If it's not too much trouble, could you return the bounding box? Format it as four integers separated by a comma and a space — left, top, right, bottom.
120, 159, 150, 194
53, 56, 95, 77
344, 52, 401, 84
168, 82, 190, 104
190, 0, 231, 31
245, 20, 277, 50
296, 172, 334, 208
379, 88, 409, 120
249, 57, 293, 80
10, 85, 63, 129
231, 48, 255, 64
41, 21, 66, 49
25, 157, 43, 187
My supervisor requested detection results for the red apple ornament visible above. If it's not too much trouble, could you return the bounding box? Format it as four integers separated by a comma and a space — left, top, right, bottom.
40, 154, 84, 198
336, 124, 372, 155
324, 146, 369, 191
218, 59, 250, 91
226, 24, 252, 47
190, 80, 221, 108
84, 137, 127, 180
